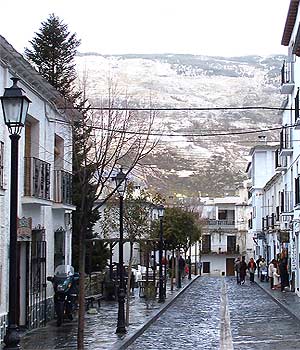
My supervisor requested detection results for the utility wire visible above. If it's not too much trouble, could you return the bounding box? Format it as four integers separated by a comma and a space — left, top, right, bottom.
91, 125, 283, 137
60, 106, 291, 111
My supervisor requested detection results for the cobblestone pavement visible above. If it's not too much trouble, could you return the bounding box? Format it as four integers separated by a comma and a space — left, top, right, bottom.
128, 277, 300, 350
228, 277, 300, 350
18, 277, 195, 350
128, 277, 222, 350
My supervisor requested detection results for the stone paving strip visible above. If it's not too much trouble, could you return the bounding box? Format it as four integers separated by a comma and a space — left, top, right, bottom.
219, 279, 233, 350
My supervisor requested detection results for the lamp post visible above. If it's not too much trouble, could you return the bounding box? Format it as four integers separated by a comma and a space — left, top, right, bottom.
157, 204, 165, 303
114, 168, 127, 334
1, 77, 31, 349
188, 236, 192, 280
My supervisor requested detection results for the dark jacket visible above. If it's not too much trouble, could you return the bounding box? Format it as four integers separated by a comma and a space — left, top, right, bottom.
239, 261, 247, 277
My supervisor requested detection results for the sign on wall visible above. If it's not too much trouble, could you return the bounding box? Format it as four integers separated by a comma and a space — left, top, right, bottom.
17, 217, 32, 241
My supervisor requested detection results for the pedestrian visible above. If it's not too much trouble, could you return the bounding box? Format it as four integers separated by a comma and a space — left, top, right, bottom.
198, 261, 202, 276
279, 251, 289, 292
268, 259, 276, 289
259, 258, 267, 282
234, 257, 241, 284
256, 255, 262, 277
248, 257, 257, 284
239, 256, 248, 285
272, 263, 281, 290
178, 255, 185, 279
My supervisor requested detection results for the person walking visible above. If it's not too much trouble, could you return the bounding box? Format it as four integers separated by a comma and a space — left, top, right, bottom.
279, 251, 289, 292
259, 258, 267, 281
239, 256, 248, 285
272, 263, 281, 290
234, 257, 241, 285
248, 257, 257, 284
268, 259, 276, 290
178, 255, 185, 280
256, 255, 262, 278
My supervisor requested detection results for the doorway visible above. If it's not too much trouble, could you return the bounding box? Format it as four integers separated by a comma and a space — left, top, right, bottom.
203, 262, 210, 273
226, 258, 235, 276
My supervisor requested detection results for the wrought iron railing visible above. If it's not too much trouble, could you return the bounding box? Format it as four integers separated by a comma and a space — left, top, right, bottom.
53, 170, 73, 205
207, 219, 235, 226
280, 128, 292, 150
24, 157, 51, 200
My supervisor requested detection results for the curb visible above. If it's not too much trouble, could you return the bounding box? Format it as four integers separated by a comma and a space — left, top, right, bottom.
255, 282, 300, 325
111, 275, 201, 350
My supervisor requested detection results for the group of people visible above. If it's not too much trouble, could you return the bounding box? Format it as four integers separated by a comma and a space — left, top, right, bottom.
234, 256, 257, 285
234, 252, 289, 292
267, 254, 289, 292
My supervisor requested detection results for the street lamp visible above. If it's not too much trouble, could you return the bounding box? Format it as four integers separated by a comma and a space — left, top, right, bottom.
157, 204, 165, 303
114, 168, 127, 334
1, 77, 31, 349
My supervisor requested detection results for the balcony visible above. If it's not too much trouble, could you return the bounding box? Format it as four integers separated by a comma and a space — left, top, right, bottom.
281, 61, 295, 94
201, 247, 239, 255
23, 157, 51, 205
280, 190, 294, 214
206, 219, 235, 227
275, 149, 287, 172
279, 128, 293, 156
53, 170, 75, 209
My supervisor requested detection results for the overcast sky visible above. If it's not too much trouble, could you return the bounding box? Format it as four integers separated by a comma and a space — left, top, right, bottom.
0, 0, 290, 57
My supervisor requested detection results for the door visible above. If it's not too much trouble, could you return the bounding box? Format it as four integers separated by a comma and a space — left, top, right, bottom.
29, 239, 47, 329
226, 258, 235, 276
203, 262, 210, 273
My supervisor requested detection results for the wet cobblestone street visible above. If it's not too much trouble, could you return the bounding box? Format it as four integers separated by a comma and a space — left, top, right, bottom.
128, 277, 300, 350
128, 277, 222, 350
15, 276, 300, 349
227, 277, 300, 350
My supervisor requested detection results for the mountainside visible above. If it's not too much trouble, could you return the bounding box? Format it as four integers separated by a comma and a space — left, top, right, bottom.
75, 53, 285, 197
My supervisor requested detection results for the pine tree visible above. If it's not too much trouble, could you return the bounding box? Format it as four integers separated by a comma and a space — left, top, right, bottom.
25, 13, 81, 98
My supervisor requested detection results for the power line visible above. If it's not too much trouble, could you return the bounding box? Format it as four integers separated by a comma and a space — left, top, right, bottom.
92, 125, 282, 137
60, 106, 290, 111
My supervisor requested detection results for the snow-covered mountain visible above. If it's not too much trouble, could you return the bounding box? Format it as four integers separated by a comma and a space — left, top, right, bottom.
75, 53, 285, 197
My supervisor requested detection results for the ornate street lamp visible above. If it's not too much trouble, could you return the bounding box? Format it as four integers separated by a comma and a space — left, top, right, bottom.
1, 77, 31, 349
114, 168, 127, 334
157, 204, 165, 303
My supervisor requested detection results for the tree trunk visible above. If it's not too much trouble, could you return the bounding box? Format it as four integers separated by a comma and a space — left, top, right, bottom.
125, 242, 134, 326
77, 230, 86, 350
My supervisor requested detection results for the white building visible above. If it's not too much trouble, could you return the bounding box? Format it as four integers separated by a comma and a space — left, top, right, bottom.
0, 35, 75, 340
199, 189, 249, 276
246, 145, 283, 263
245, 0, 300, 297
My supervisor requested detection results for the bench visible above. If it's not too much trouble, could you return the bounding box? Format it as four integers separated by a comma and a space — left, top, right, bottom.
85, 293, 104, 310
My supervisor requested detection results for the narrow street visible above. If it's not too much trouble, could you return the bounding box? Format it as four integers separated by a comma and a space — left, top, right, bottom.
128, 277, 300, 350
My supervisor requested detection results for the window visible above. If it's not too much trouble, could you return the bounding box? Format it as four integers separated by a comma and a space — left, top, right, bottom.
295, 88, 299, 122
202, 235, 211, 253
227, 236, 236, 253
295, 177, 300, 205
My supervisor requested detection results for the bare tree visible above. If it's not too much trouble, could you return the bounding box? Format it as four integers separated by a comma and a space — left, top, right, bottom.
69, 80, 158, 349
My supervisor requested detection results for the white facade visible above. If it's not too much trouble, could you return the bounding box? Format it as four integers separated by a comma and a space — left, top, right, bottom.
199, 191, 250, 276
246, 146, 283, 263
246, 0, 300, 297
0, 35, 75, 339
